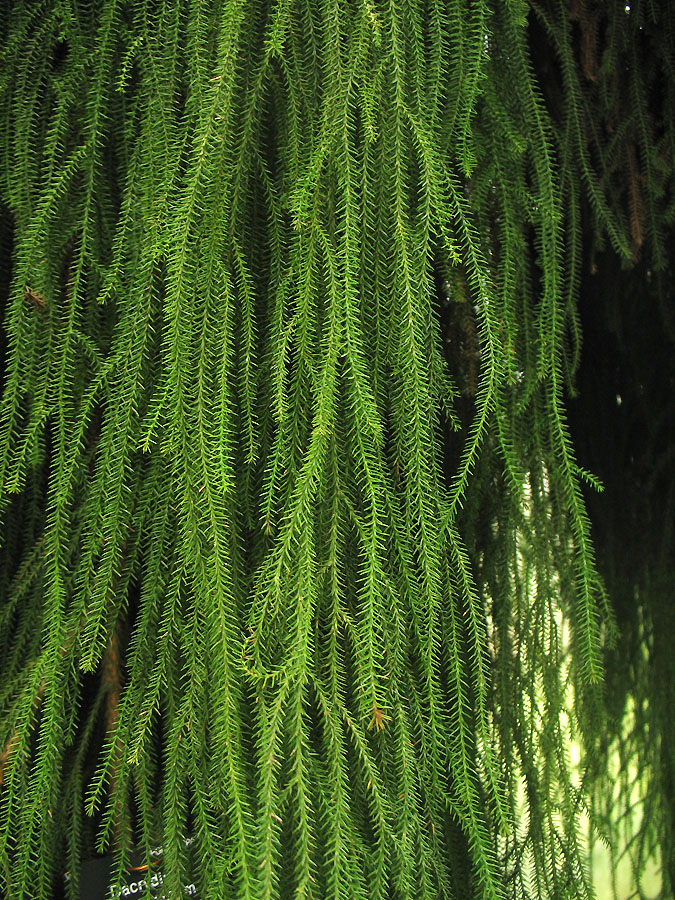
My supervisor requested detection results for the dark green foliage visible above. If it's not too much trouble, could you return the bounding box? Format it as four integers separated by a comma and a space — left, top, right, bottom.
0, 2, 672, 898
569, 250, 675, 900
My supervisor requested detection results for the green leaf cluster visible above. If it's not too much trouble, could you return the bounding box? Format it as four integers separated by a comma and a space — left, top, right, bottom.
0, 2, 672, 899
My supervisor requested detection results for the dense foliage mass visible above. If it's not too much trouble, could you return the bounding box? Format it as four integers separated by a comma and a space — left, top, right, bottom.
0, 1, 672, 898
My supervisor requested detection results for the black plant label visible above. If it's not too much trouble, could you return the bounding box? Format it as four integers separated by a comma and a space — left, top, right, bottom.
66, 838, 198, 899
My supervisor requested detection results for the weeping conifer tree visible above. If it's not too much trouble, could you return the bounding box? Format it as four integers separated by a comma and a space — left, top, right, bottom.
0, 2, 672, 899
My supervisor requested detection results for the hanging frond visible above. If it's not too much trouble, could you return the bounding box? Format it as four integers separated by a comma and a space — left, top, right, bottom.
0, 1, 673, 899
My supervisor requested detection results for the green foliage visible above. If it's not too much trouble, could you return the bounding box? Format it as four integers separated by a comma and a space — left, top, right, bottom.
569, 247, 675, 900
0, 1, 672, 898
